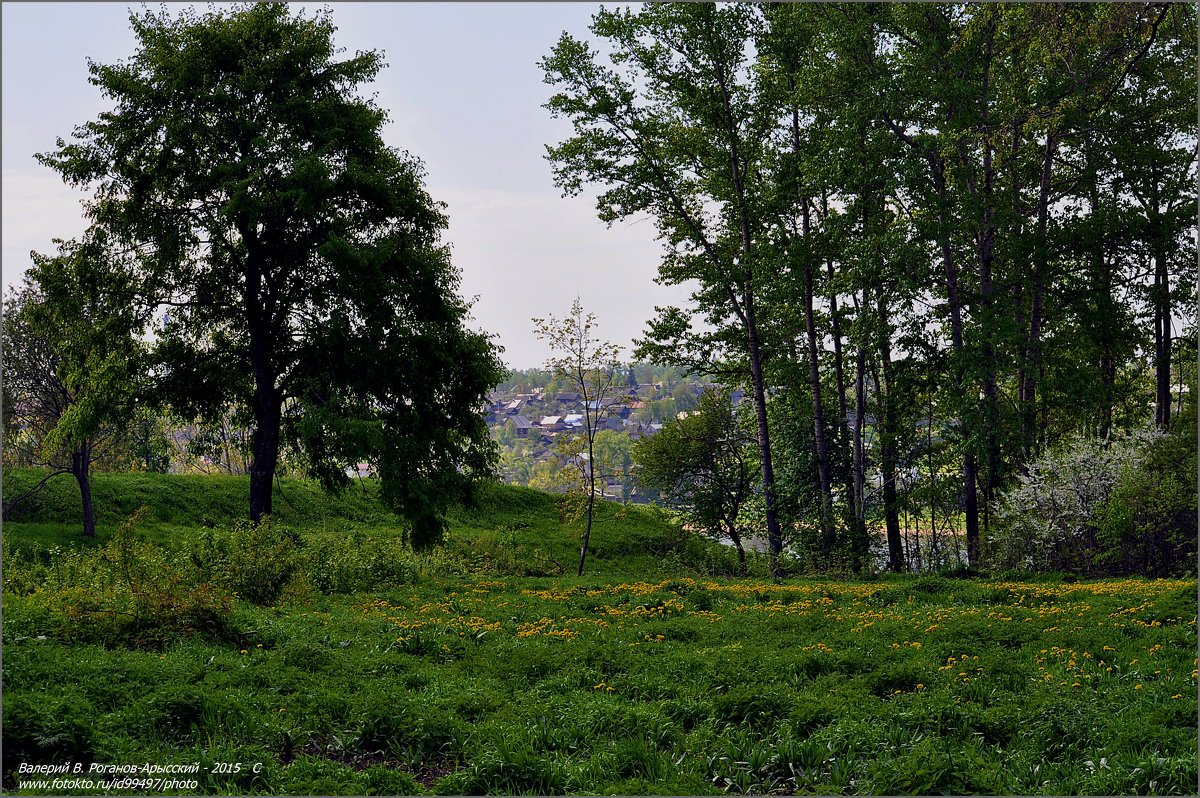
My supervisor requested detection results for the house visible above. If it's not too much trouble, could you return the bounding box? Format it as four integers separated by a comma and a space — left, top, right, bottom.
563, 413, 585, 428
510, 415, 533, 438
555, 392, 581, 404
505, 399, 524, 414
539, 415, 566, 431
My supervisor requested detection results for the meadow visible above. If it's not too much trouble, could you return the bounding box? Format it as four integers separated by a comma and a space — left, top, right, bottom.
2, 470, 1197, 795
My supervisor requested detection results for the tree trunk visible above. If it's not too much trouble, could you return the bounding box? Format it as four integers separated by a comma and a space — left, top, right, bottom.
975, 133, 1002, 516
1153, 242, 1171, 430
745, 304, 784, 574
71, 444, 96, 537
935, 190, 980, 566
851, 329, 867, 574
1021, 135, 1055, 458
821, 192, 850, 430
247, 310, 281, 524
244, 234, 282, 525
874, 296, 904, 573
578, 488, 596, 577
248, 399, 281, 524
801, 217, 836, 563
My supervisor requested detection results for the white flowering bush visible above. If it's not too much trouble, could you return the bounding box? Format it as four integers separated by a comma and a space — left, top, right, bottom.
989, 428, 1161, 573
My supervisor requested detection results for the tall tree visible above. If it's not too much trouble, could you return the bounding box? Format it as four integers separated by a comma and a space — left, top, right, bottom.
39, 4, 504, 543
543, 3, 789, 574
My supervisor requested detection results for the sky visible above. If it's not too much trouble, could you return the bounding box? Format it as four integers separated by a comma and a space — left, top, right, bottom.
1, 2, 692, 370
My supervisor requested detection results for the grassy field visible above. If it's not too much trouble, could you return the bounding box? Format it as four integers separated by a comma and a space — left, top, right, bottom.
2, 470, 1197, 795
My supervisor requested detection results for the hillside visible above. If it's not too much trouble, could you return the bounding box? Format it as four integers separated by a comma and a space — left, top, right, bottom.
1, 469, 731, 578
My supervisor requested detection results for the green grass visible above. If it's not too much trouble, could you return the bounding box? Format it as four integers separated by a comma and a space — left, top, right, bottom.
2, 469, 717, 578
2, 470, 1197, 795
4, 576, 1195, 795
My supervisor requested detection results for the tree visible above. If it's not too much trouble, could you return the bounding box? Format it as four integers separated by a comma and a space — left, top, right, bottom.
2, 233, 145, 535
533, 298, 627, 575
544, 4, 790, 575
123, 405, 173, 473
634, 389, 759, 573
39, 4, 505, 544
590, 429, 634, 500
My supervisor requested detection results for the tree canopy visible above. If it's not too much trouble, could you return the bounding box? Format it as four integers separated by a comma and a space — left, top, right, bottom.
38, 2, 505, 545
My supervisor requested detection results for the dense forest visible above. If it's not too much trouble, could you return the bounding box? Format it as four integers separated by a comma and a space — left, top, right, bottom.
541, 2, 1197, 577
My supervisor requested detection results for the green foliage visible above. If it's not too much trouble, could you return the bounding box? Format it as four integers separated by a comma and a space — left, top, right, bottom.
5, 516, 235, 649
990, 427, 1195, 576
40, 1, 505, 538
2, 692, 97, 768
634, 390, 759, 570
1094, 414, 1199, 577
190, 518, 303, 606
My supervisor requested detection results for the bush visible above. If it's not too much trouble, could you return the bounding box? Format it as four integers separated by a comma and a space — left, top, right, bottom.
1093, 421, 1198, 577
6, 510, 235, 646
191, 517, 302, 605
2, 693, 96, 769
989, 429, 1160, 574
302, 531, 419, 593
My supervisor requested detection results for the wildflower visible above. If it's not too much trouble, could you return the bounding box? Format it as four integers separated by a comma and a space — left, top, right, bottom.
240, 649, 248, 655
1134, 684, 1143, 690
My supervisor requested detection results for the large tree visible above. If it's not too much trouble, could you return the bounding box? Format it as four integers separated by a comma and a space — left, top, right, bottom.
543, 3, 791, 575
39, 4, 504, 543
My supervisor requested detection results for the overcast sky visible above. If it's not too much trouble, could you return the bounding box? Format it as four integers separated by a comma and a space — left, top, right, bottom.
2, 2, 690, 370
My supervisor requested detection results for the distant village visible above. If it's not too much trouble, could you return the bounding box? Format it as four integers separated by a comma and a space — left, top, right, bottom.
482, 367, 745, 501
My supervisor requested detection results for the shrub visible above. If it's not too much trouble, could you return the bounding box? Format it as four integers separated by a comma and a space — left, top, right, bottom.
14, 515, 235, 647
989, 429, 1160, 574
191, 517, 302, 606
1094, 421, 1198, 577
2, 693, 96, 768
301, 531, 419, 593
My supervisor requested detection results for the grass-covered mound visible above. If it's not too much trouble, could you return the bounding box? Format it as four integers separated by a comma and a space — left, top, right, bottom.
2, 469, 728, 578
